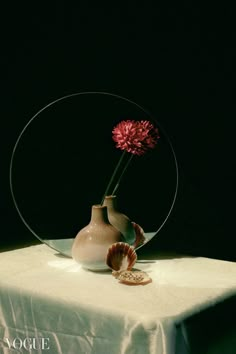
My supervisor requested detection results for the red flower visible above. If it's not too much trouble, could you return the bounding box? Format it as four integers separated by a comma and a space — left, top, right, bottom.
112, 120, 160, 156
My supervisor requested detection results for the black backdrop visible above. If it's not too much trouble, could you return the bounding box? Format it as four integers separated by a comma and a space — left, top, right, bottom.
1, 4, 235, 261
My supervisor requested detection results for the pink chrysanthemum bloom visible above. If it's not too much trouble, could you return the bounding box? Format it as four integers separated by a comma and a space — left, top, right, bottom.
112, 120, 160, 156
101, 119, 160, 203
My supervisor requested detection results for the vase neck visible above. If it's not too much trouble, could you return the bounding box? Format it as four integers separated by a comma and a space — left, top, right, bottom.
103, 195, 118, 211
90, 205, 109, 224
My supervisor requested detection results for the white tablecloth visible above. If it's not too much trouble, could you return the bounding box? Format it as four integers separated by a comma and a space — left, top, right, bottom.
0, 244, 236, 354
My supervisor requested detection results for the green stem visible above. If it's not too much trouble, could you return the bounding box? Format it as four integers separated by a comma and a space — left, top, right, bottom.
111, 153, 134, 195
100, 150, 127, 205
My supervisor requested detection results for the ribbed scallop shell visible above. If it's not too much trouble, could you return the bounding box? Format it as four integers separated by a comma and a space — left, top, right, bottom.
106, 242, 137, 271
132, 222, 146, 249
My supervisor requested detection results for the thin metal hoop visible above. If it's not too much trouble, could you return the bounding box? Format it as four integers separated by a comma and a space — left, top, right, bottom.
9, 91, 179, 253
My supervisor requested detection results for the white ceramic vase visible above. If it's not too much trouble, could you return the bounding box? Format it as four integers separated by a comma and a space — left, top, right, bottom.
72, 205, 123, 271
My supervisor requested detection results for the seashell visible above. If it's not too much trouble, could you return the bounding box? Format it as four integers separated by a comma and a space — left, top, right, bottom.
114, 270, 152, 285
132, 222, 146, 249
106, 242, 137, 272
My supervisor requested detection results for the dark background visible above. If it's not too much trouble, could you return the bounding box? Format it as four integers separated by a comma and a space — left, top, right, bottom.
1, 4, 236, 261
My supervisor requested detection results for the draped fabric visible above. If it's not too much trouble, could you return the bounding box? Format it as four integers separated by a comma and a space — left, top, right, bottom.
1, 245, 236, 354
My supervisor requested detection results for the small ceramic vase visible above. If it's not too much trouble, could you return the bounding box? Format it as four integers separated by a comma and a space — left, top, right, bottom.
72, 205, 123, 271
102, 195, 136, 245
